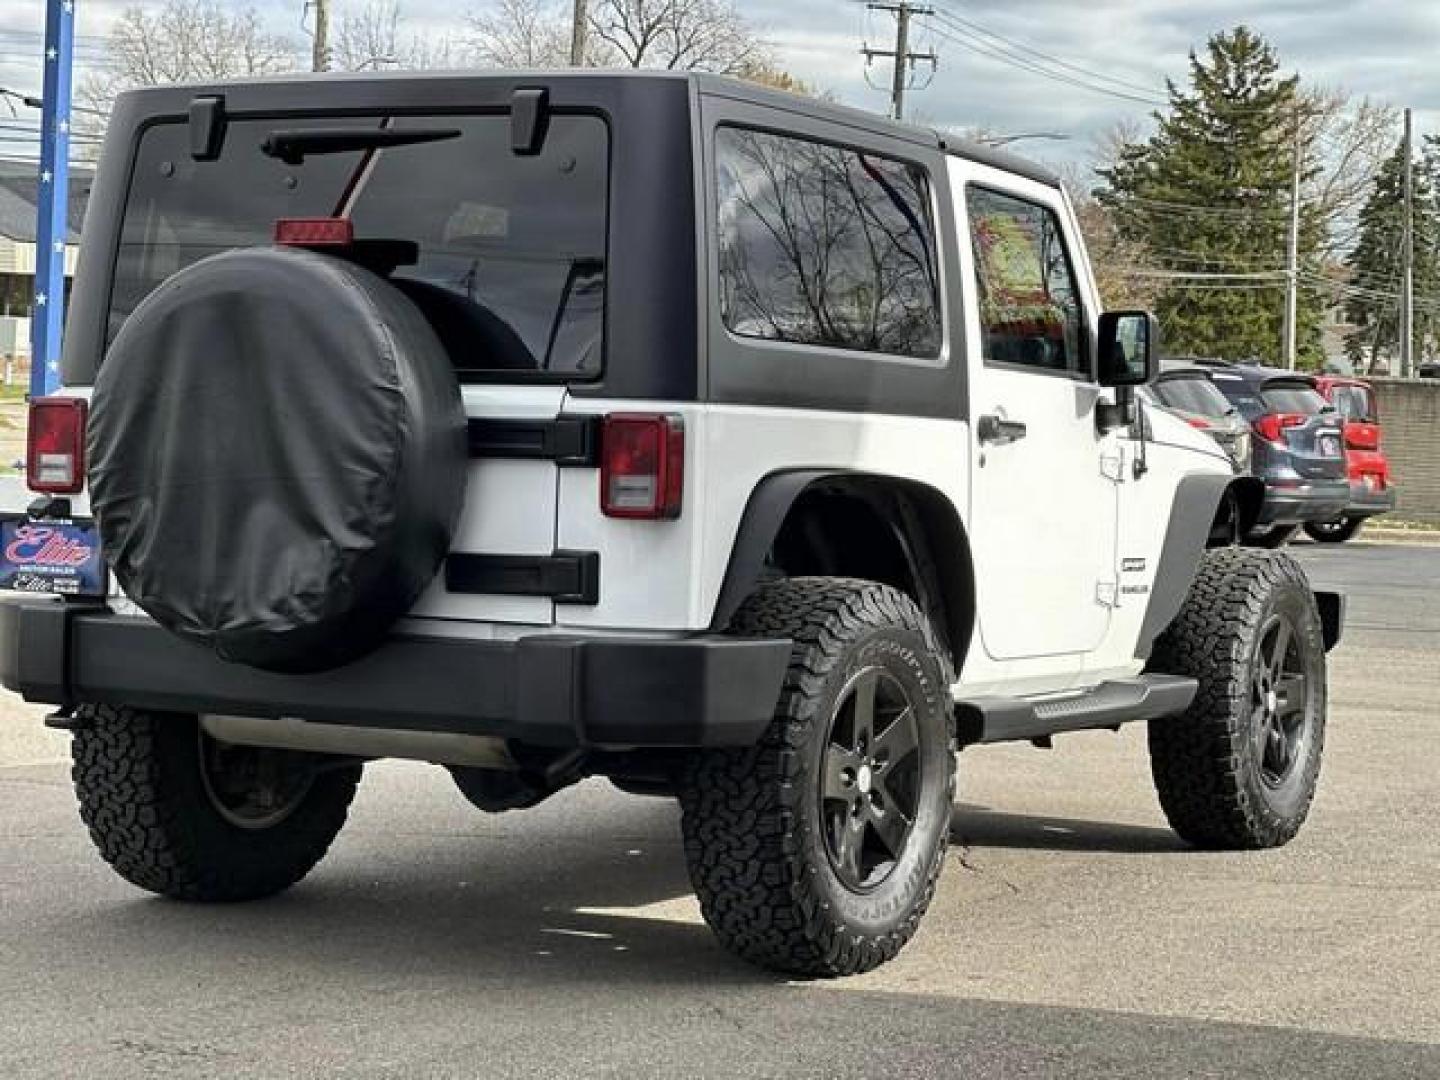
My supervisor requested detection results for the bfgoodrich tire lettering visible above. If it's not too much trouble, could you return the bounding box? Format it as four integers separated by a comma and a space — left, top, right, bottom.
71, 705, 362, 901
680, 578, 955, 977
1147, 548, 1326, 849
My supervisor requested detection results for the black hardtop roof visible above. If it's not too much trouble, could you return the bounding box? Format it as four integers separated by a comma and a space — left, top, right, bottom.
114, 68, 1061, 188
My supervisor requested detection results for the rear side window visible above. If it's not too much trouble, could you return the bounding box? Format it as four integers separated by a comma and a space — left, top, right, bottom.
1261, 384, 1327, 416
966, 187, 1086, 377
112, 114, 610, 379
714, 126, 942, 358
1152, 375, 1233, 418
1329, 384, 1375, 421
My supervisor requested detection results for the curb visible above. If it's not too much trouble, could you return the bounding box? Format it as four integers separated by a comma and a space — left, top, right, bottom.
1352, 528, 1440, 547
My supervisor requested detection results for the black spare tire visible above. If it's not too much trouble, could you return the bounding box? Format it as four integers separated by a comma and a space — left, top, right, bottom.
88, 246, 466, 673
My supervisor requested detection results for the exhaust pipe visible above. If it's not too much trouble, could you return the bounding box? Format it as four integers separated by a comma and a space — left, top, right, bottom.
200, 714, 517, 770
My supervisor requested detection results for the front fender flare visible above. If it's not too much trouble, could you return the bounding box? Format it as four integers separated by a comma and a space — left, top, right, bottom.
1136, 472, 1231, 660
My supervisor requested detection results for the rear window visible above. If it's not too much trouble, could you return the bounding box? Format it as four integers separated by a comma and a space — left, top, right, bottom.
1261, 383, 1327, 416
1152, 374, 1233, 419
111, 114, 610, 379
1329, 384, 1375, 421
1209, 374, 1266, 420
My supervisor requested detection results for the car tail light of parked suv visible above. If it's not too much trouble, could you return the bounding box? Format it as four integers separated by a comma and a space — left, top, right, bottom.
600, 413, 685, 519
1252, 412, 1308, 446
26, 397, 88, 494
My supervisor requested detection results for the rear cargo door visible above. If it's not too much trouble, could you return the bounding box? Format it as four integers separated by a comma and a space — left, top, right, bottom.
406, 386, 565, 625
104, 109, 612, 628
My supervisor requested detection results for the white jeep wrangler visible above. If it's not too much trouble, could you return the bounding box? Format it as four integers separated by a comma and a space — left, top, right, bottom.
0, 72, 1342, 976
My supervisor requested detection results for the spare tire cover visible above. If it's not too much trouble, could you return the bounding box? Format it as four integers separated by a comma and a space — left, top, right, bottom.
88, 246, 466, 673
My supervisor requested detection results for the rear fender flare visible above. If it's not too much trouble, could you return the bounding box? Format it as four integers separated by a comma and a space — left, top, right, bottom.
709, 470, 975, 675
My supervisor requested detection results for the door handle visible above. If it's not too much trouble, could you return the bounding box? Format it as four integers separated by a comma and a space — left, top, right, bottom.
977, 413, 1028, 446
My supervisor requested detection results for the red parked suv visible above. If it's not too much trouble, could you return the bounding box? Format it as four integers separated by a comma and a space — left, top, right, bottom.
1308, 375, 1396, 542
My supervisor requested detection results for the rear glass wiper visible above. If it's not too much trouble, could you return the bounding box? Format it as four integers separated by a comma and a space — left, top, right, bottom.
260, 127, 461, 166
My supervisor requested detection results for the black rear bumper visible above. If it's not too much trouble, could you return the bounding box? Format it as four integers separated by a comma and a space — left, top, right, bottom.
0, 598, 790, 750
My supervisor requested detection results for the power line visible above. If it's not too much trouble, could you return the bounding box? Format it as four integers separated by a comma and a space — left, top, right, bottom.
1108, 195, 1293, 219
929, 5, 1164, 100
928, 8, 1347, 121
924, 15, 1161, 107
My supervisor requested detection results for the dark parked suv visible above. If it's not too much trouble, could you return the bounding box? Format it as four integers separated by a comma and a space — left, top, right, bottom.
1202, 362, 1349, 546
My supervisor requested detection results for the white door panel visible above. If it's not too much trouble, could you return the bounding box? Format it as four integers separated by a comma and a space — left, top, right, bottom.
950, 159, 1119, 664
970, 373, 1116, 658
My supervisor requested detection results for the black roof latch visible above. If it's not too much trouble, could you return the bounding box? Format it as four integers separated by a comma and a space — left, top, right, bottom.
189, 95, 226, 162
511, 87, 551, 156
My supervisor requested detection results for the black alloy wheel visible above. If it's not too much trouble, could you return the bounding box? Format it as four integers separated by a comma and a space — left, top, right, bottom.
821, 667, 922, 891
1249, 613, 1316, 790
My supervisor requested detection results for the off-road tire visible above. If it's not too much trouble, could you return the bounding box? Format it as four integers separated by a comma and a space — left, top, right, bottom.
1147, 549, 1326, 849
1244, 524, 1298, 549
1304, 517, 1365, 544
679, 578, 956, 977
71, 705, 362, 901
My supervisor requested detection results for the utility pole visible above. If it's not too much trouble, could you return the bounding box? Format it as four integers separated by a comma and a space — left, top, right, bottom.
1282, 112, 1302, 371
31, 0, 74, 398
1401, 106, 1415, 379
310, 0, 330, 72
862, 2, 937, 121
569, 0, 588, 66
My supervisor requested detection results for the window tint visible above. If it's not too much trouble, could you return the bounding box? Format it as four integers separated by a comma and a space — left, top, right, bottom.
114, 114, 609, 378
715, 127, 942, 358
1261, 384, 1327, 416
967, 187, 1085, 375
1152, 375, 1233, 419
1329, 384, 1374, 421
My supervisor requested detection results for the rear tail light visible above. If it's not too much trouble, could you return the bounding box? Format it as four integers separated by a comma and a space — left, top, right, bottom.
275, 217, 354, 247
26, 396, 87, 494
1252, 412, 1306, 445
1345, 425, 1380, 452
1184, 416, 1210, 430
600, 413, 684, 520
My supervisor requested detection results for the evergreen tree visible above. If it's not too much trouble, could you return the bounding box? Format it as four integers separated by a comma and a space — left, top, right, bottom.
1098, 26, 1325, 367
1343, 141, 1440, 372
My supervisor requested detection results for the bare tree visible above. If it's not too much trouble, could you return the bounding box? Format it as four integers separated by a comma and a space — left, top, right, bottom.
466, 0, 574, 67
335, 0, 456, 70
1300, 90, 1400, 262
589, 0, 766, 73
1060, 145, 1161, 312
79, 0, 297, 130
466, 0, 766, 73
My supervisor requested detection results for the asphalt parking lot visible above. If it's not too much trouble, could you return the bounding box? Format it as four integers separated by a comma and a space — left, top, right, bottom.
1, 541, 1437, 1079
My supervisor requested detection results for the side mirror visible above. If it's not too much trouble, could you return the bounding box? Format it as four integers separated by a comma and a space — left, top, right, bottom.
1096, 311, 1159, 433
1097, 310, 1159, 388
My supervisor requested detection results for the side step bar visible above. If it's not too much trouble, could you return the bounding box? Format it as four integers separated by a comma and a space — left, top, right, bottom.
956, 673, 1198, 748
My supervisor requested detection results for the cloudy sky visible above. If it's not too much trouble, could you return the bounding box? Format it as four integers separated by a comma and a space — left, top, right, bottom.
0, 0, 1436, 170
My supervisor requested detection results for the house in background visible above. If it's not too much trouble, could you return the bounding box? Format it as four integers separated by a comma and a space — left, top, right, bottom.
0, 160, 92, 361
